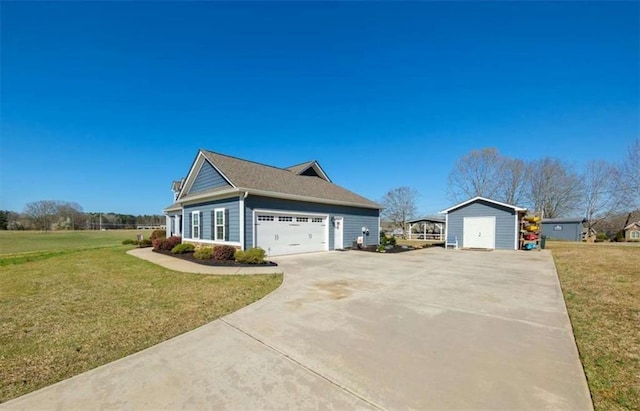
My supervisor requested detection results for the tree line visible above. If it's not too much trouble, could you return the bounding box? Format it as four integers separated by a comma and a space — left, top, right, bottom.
0, 201, 165, 231
381, 138, 639, 235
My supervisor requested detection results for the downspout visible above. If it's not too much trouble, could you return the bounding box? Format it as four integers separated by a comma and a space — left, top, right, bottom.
239, 191, 248, 250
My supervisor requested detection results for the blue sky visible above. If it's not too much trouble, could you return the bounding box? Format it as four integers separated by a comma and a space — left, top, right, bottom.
1, 1, 638, 216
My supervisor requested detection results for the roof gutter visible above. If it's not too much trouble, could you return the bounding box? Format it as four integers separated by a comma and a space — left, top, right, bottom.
169, 187, 241, 208
239, 188, 381, 210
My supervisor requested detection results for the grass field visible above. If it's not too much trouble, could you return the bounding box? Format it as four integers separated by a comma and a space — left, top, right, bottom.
0, 229, 145, 255
0, 231, 282, 403
549, 241, 639, 411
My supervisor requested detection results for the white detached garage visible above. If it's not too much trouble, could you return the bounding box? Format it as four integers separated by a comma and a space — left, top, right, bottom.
440, 197, 526, 250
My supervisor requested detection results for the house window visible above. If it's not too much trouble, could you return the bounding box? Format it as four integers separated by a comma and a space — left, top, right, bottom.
278, 216, 293, 222
215, 208, 225, 241
296, 217, 308, 222
631, 231, 640, 240
192, 211, 200, 239
312, 217, 323, 223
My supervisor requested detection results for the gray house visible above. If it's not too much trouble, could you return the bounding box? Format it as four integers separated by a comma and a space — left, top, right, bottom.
540, 218, 586, 241
164, 149, 381, 256
440, 197, 526, 250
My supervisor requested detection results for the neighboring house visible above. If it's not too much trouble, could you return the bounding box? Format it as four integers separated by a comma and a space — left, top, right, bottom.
164, 149, 381, 256
540, 218, 586, 241
624, 221, 640, 241
440, 197, 526, 250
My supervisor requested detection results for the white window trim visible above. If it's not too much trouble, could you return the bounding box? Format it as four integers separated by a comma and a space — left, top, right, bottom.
214, 208, 225, 241
191, 210, 201, 240
631, 230, 640, 239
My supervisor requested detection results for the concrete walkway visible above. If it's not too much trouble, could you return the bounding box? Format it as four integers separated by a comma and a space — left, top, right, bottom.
126, 247, 283, 275
2, 248, 593, 410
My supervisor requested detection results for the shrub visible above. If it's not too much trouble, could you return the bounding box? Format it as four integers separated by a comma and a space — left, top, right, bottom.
614, 230, 625, 242
171, 243, 195, 254
213, 245, 236, 261
194, 247, 214, 260
380, 234, 396, 247
150, 229, 166, 241
122, 239, 137, 245
138, 239, 153, 248
160, 236, 182, 251
234, 247, 266, 264
152, 238, 163, 250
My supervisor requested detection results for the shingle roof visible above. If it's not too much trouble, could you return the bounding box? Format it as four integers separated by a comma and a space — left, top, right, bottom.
541, 218, 586, 224
285, 161, 315, 175
199, 150, 380, 209
408, 216, 446, 224
439, 196, 526, 214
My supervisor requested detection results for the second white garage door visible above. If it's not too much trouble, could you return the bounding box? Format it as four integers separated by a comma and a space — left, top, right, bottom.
463, 216, 496, 249
255, 212, 328, 256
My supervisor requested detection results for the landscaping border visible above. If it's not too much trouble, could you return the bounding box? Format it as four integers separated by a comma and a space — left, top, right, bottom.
152, 249, 278, 267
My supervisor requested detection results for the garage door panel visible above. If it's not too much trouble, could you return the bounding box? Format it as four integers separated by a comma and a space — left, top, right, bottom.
255, 212, 327, 256
463, 217, 496, 249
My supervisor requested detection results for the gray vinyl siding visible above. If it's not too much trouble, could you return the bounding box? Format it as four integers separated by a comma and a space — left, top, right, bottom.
189, 161, 230, 194
541, 222, 583, 241
447, 200, 517, 250
183, 197, 240, 242
244, 196, 379, 250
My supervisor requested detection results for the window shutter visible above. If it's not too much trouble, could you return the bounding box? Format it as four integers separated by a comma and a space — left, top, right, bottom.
225, 209, 230, 241
199, 211, 203, 239
187, 213, 191, 238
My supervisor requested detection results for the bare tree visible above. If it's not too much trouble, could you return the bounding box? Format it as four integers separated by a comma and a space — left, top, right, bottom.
582, 160, 619, 233
380, 186, 419, 234
498, 158, 528, 205
57, 202, 86, 230
526, 158, 583, 218
24, 200, 59, 231
617, 138, 640, 210
447, 148, 502, 202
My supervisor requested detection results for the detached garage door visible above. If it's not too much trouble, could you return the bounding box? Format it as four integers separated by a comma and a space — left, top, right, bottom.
255, 212, 328, 256
463, 216, 496, 249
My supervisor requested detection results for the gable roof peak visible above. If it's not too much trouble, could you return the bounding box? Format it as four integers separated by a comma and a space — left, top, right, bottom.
439, 196, 527, 214
285, 159, 331, 182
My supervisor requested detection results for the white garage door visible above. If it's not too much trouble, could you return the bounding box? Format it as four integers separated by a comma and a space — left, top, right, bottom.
255, 212, 328, 256
463, 216, 496, 249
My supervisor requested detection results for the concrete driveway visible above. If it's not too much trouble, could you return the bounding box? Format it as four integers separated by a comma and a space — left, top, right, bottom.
2, 248, 592, 410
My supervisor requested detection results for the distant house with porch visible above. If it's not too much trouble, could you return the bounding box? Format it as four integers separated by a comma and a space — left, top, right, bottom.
624, 221, 640, 241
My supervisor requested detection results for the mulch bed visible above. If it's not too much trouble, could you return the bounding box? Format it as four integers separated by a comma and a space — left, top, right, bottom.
152, 249, 278, 267
352, 245, 420, 254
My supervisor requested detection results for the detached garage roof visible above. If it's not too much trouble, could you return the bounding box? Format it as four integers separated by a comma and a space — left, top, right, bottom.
439, 196, 527, 214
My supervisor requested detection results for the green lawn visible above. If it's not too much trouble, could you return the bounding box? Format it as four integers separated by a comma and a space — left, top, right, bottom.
0, 229, 145, 255
549, 241, 639, 411
0, 231, 282, 403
